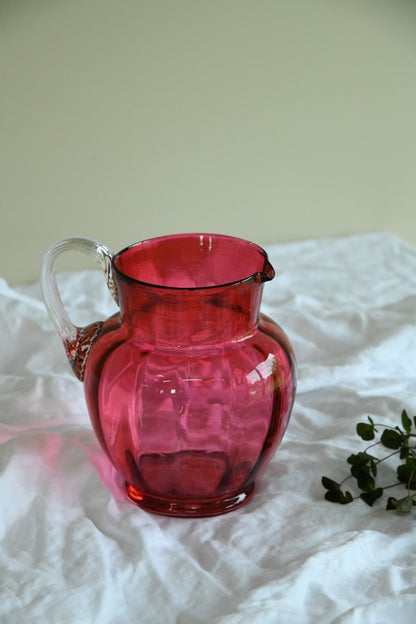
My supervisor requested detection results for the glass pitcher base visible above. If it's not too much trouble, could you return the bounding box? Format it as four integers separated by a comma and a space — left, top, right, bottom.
124, 481, 255, 517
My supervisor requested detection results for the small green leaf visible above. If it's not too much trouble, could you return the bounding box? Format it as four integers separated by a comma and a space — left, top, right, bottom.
401, 410, 412, 434
356, 422, 375, 441
343, 491, 354, 504
347, 451, 374, 467
386, 497, 399, 510
398, 496, 414, 513
325, 489, 353, 504
355, 471, 375, 492
397, 459, 416, 489
360, 488, 383, 506
380, 428, 402, 449
400, 445, 410, 460
349, 458, 372, 480
321, 476, 340, 492
397, 463, 408, 485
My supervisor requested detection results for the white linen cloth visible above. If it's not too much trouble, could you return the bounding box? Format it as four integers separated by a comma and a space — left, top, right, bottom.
1, 231, 416, 624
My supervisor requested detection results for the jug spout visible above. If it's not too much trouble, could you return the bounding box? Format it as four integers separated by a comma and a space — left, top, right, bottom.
262, 260, 275, 282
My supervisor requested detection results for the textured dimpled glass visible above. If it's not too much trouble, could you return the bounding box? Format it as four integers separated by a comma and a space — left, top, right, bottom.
41, 233, 296, 517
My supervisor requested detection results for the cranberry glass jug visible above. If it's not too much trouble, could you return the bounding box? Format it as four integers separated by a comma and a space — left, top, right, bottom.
41, 234, 296, 517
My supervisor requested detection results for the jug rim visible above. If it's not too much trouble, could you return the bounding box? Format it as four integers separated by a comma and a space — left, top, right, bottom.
112, 232, 275, 290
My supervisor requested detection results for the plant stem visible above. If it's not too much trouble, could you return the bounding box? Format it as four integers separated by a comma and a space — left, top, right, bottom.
370, 449, 401, 464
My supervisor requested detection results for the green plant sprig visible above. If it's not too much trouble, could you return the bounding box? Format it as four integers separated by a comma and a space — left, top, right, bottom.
322, 409, 416, 513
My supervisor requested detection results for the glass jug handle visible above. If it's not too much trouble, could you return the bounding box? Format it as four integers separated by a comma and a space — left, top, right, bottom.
40, 237, 119, 381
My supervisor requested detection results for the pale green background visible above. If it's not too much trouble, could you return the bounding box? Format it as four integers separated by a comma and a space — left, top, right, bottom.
1, 0, 416, 284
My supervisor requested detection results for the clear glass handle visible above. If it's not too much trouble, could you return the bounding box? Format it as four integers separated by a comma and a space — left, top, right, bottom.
40, 236, 119, 380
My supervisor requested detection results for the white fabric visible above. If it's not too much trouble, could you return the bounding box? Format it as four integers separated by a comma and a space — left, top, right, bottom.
2, 231, 416, 623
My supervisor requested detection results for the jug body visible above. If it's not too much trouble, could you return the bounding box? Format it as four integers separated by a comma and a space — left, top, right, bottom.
41, 233, 296, 517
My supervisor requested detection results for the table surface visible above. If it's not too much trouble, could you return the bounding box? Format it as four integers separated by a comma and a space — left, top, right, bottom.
2, 231, 416, 623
